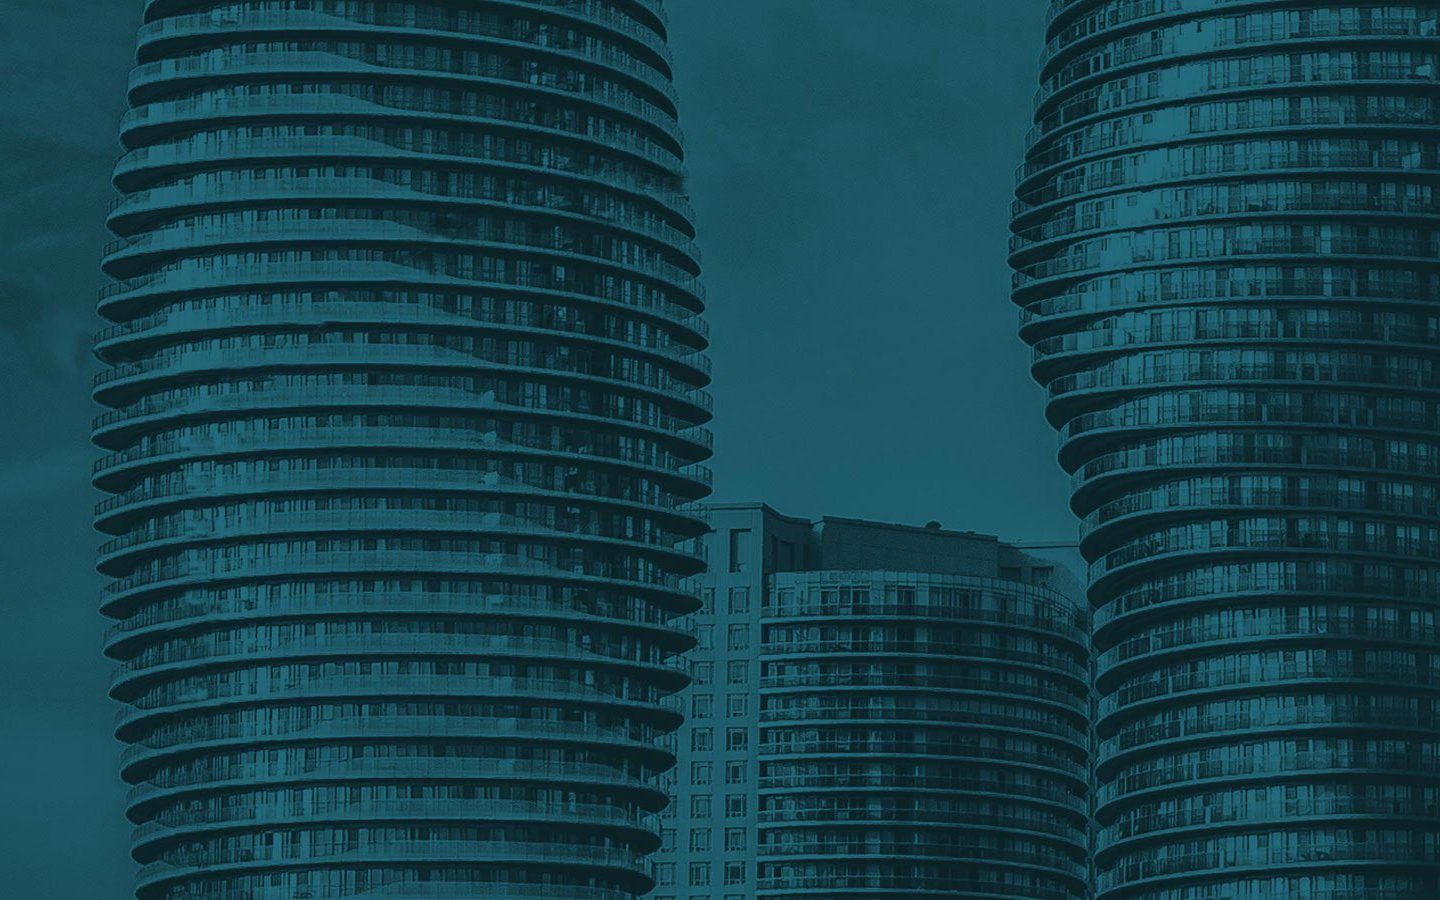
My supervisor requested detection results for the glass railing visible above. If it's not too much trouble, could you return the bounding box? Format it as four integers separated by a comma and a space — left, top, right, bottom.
94, 464, 702, 520
139, 0, 674, 71
111, 132, 696, 222
128, 48, 683, 147
135, 839, 650, 889
92, 383, 714, 456
106, 174, 701, 266
98, 258, 707, 341
97, 508, 701, 568
116, 675, 675, 735
96, 298, 709, 372
100, 549, 692, 610
135, 7, 679, 108
92, 340, 713, 415
114, 632, 678, 689
127, 755, 659, 808
121, 711, 666, 771
133, 796, 648, 848
91, 423, 714, 493
757, 770, 1085, 807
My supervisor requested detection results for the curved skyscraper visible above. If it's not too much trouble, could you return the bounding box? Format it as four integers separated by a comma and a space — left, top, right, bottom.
92, 2, 710, 897
1013, 3, 1440, 898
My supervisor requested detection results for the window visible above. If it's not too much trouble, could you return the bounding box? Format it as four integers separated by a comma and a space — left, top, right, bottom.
697, 624, 714, 649
727, 661, 747, 684
692, 693, 713, 718
725, 760, 747, 784
728, 528, 751, 572
691, 761, 712, 785
693, 662, 713, 685
726, 728, 748, 751
727, 624, 749, 651
725, 794, 747, 817
727, 587, 750, 613
655, 864, 675, 885
727, 694, 747, 718
700, 587, 715, 613
1032, 565, 1054, 586
724, 861, 746, 885
725, 828, 747, 852
661, 827, 676, 849
691, 795, 712, 817
690, 829, 711, 852
689, 862, 711, 886
691, 728, 713, 752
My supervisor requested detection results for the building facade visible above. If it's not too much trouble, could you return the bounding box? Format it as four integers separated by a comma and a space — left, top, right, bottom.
651, 504, 1090, 899
1012, 3, 1440, 897
92, 2, 710, 897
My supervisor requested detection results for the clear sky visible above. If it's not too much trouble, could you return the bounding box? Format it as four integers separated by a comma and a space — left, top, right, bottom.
0, 2, 1064, 892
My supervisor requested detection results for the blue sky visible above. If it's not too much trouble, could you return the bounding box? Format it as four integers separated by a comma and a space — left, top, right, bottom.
0, 2, 1064, 892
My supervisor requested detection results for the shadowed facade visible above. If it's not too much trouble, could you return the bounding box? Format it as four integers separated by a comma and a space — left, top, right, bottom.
92, 1, 710, 896
654, 504, 1091, 900
1014, 2, 1440, 897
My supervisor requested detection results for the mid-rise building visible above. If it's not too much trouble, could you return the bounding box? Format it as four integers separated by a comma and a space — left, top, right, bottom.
92, 2, 710, 897
1012, 2, 1440, 896
651, 503, 1090, 900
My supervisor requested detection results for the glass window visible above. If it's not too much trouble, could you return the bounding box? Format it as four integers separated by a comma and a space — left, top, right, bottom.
725, 827, 747, 851
726, 728, 748, 751
728, 529, 751, 572
727, 624, 749, 650
725, 794, 747, 817
727, 661, 747, 684
688, 862, 711, 886
727, 587, 750, 613
727, 694, 747, 718
724, 862, 746, 885
691, 761, 711, 785
691, 729, 712, 752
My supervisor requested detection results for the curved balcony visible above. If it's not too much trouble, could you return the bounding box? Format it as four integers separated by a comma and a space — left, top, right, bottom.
126, 755, 666, 819
91, 382, 713, 458
110, 632, 687, 698
134, 839, 653, 899
96, 259, 707, 346
105, 176, 702, 271
90, 339, 712, 421
131, 9, 680, 110
110, 132, 697, 225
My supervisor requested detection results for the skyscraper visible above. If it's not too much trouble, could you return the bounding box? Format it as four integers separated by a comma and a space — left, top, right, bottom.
653, 504, 1090, 900
92, 2, 710, 897
1013, 3, 1440, 897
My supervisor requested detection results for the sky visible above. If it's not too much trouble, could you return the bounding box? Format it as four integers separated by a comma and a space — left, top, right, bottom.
0, 2, 1061, 893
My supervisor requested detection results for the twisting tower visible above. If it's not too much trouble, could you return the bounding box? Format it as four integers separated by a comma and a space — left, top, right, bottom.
92, 2, 710, 897
1013, 2, 1440, 897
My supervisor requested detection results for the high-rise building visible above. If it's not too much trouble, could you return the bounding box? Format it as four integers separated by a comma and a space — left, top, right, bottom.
1012, 3, 1440, 897
652, 503, 1090, 900
92, 2, 710, 897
